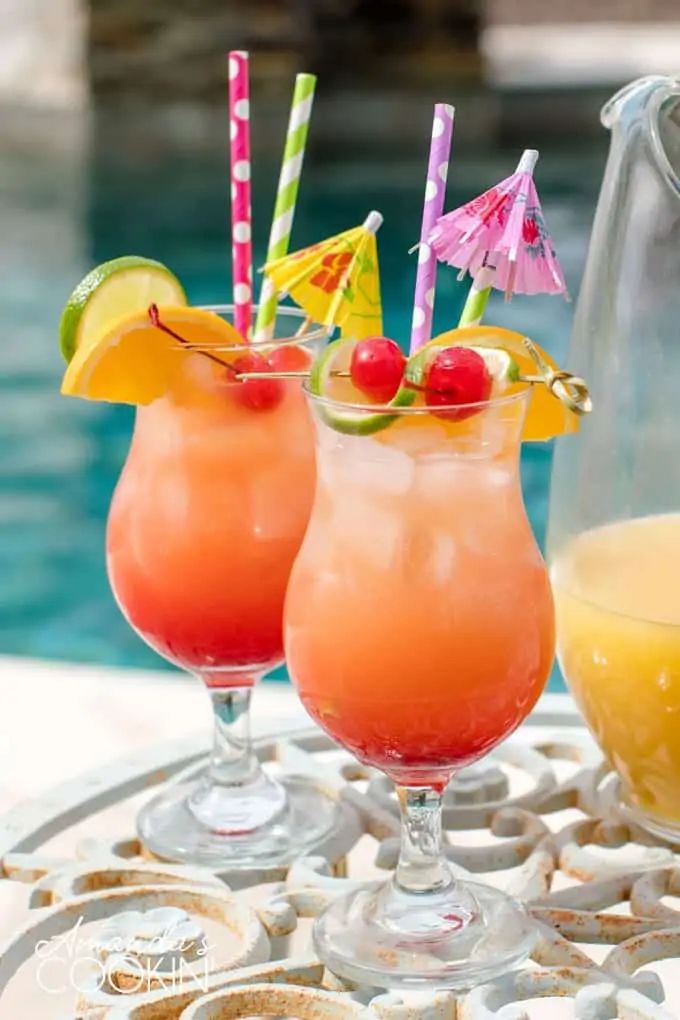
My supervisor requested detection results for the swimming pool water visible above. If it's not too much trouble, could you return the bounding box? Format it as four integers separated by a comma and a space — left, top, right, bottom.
0, 107, 607, 687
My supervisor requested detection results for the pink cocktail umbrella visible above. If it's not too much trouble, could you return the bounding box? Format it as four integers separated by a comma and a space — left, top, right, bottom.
429, 149, 568, 326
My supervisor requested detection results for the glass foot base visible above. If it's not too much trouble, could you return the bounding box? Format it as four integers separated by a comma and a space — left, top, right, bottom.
137, 774, 340, 870
313, 879, 536, 990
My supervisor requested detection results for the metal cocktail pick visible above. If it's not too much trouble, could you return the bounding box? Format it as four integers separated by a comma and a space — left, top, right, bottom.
519, 336, 591, 416
149, 306, 591, 417
235, 340, 592, 417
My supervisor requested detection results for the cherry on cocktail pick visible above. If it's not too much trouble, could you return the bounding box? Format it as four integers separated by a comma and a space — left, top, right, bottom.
232, 352, 285, 411
350, 336, 406, 402
424, 346, 492, 421
266, 344, 311, 373
149, 303, 287, 411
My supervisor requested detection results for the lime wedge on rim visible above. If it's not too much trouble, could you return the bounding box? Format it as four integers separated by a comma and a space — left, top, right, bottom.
406, 341, 519, 391
309, 338, 415, 436
59, 256, 187, 362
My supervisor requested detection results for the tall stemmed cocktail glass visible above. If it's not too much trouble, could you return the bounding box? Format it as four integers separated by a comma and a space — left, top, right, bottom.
285, 386, 555, 988
107, 305, 336, 868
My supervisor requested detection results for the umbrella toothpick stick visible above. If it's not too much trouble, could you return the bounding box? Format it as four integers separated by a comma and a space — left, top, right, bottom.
295, 316, 313, 338
458, 262, 496, 328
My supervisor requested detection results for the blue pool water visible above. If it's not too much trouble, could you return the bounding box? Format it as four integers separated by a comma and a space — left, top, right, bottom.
0, 108, 607, 686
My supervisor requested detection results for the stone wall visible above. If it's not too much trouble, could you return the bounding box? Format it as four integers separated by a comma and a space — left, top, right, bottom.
4, 0, 676, 111
88, 0, 483, 101
487, 0, 680, 23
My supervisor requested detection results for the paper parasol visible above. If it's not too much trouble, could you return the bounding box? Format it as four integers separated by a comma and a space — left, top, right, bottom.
263, 211, 383, 338
429, 150, 567, 315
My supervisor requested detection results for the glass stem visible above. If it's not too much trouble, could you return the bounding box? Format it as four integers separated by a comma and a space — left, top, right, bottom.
189, 681, 286, 833
394, 785, 453, 895
207, 686, 261, 788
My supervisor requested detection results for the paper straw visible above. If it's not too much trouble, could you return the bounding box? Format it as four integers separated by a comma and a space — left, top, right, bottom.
409, 103, 455, 355
255, 73, 317, 339
228, 50, 253, 339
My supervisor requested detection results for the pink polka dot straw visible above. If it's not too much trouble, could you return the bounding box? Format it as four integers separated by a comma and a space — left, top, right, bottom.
229, 50, 253, 339
409, 103, 455, 355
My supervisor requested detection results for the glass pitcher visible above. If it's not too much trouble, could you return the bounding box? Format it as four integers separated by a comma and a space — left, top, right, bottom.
547, 75, 680, 840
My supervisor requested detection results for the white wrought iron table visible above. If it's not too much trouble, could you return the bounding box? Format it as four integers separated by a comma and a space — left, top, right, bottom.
0, 658, 679, 1017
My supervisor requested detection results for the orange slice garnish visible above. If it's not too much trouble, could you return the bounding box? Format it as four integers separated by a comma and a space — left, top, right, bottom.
61, 305, 244, 406
423, 325, 581, 441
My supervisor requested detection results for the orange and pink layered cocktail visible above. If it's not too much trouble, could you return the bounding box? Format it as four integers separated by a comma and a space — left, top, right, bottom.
282, 354, 559, 990
98, 305, 338, 869
107, 340, 315, 687
286, 387, 555, 788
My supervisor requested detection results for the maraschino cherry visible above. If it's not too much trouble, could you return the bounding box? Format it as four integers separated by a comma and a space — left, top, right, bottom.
266, 344, 311, 373
425, 346, 492, 421
350, 336, 406, 402
232, 352, 285, 411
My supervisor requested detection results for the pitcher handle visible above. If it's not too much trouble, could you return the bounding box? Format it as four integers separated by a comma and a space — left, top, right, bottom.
647, 79, 680, 197
601, 75, 680, 198
600, 75, 670, 129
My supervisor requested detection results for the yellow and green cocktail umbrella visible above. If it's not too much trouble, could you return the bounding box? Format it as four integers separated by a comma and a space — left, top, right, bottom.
262, 211, 383, 339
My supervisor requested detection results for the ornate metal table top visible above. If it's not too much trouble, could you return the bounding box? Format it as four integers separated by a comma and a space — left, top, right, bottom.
1, 695, 679, 1018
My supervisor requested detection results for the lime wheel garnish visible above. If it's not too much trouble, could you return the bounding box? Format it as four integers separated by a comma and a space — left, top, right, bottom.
59, 256, 187, 363
308, 337, 415, 435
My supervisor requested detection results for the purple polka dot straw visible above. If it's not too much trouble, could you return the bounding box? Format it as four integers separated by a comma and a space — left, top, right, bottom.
409, 103, 455, 355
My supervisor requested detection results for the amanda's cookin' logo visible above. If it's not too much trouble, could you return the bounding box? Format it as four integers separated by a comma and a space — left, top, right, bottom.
35, 908, 215, 996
